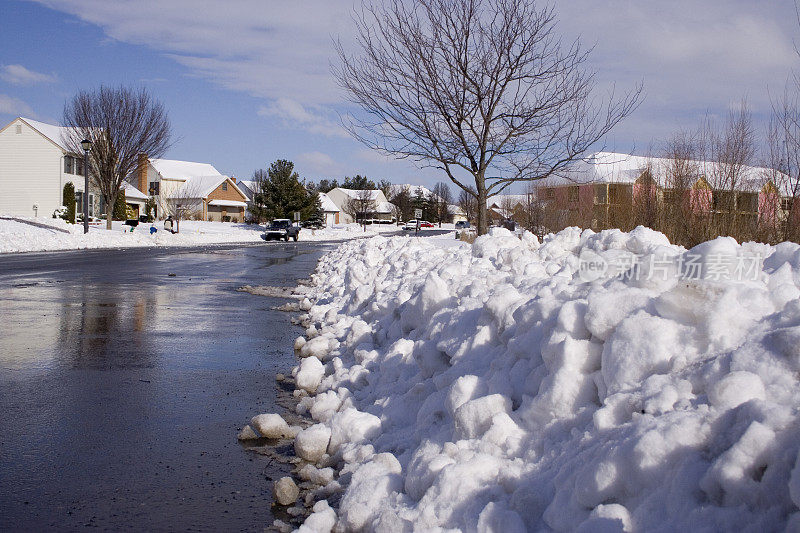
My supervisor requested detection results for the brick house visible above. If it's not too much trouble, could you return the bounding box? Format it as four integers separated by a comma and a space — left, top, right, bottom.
536, 152, 797, 234
133, 156, 248, 222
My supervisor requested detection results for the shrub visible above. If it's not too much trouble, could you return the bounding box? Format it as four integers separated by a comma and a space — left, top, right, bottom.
62, 182, 76, 223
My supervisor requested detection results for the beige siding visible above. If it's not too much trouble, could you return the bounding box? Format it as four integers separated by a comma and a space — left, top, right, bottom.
0, 118, 81, 217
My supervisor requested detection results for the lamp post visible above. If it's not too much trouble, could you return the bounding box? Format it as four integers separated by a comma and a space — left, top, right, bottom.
80, 138, 91, 234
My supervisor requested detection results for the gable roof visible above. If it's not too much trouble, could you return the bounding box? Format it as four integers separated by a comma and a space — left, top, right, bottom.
121, 181, 148, 200
331, 187, 388, 202
17, 117, 78, 152
173, 175, 246, 200
150, 158, 222, 181
236, 180, 257, 200
318, 192, 339, 212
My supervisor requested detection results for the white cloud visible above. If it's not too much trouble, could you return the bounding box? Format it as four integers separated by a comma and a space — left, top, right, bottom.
296, 151, 342, 176
0, 64, 58, 86
258, 98, 347, 138
0, 94, 35, 117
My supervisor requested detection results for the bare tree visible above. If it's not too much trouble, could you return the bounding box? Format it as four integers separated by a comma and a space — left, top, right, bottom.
432, 182, 453, 226
62, 85, 171, 230
520, 181, 546, 237
705, 101, 757, 238
457, 186, 478, 223
661, 131, 706, 246
158, 179, 206, 233
335, 0, 641, 235
766, 85, 800, 243
343, 189, 376, 230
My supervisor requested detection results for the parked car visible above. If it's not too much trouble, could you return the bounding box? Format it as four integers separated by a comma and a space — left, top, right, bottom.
419, 221, 434, 228
264, 218, 300, 241
455, 220, 475, 239
402, 219, 418, 230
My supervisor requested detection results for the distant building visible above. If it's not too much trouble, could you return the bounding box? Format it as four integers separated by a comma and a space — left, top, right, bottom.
326, 187, 395, 224
537, 151, 797, 233
318, 192, 341, 226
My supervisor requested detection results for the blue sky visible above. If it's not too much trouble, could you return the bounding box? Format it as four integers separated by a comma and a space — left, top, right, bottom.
1, 0, 798, 192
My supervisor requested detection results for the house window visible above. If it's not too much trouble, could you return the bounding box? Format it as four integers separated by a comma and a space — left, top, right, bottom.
782, 198, 795, 212
64, 156, 74, 174
75, 191, 83, 214
15, 124, 22, 134
222, 182, 228, 191
594, 185, 607, 205
149, 181, 160, 195
88, 194, 94, 217
75, 157, 84, 177
568, 186, 579, 203
546, 188, 555, 199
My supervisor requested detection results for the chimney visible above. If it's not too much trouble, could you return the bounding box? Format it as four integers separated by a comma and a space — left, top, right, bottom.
137, 154, 148, 194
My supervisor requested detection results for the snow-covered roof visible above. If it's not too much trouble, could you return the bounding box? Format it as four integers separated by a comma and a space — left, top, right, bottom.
487, 194, 529, 208
151, 158, 222, 181
333, 188, 387, 201
319, 192, 339, 212
374, 201, 395, 214
19, 117, 78, 152
545, 151, 791, 195
174, 175, 245, 199
208, 199, 248, 208
389, 184, 433, 198
121, 181, 147, 200
236, 180, 257, 200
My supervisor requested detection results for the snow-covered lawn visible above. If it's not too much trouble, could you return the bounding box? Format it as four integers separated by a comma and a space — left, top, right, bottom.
281, 226, 800, 531
0, 217, 405, 253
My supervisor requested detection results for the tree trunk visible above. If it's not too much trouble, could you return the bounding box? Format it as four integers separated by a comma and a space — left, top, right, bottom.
476, 179, 489, 235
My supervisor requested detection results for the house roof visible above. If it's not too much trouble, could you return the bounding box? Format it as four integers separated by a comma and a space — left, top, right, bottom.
150, 158, 223, 181
174, 175, 246, 200
318, 192, 339, 212
18, 117, 78, 152
333, 187, 388, 201
121, 181, 148, 200
544, 151, 791, 195
236, 180, 257, 200
388, 183, 433, 198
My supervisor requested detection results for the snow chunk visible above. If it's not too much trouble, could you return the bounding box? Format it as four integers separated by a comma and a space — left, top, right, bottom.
274, 476, 299, 506
338, 453, 403, 531
297, 500, 336, 533
296, 357, 325, 393
251, 413, 297, 439
295, 424, 332, 463
236, 424, 259, 441
454, 394, 512, 439
327, 408, 382, 455
708, 371, 766, 410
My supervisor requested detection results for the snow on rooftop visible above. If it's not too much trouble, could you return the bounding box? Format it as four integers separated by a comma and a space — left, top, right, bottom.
318, 192, 339, 212
20, 117, 77, 152
545, 151, 789, 194
150, 158, 222, 181
121, 181, 147, 200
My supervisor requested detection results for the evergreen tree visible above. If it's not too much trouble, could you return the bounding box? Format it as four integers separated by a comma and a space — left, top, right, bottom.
342, 174, 376, 190
313, 178, 339, 193
259, 160, 318, 221
113, 192, 128, 220
62, 182, 76, 223
144, 197, 157, 222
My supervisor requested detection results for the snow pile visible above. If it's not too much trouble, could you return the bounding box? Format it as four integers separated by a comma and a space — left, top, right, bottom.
288, 226, 800, 531
0, 217, 403, 254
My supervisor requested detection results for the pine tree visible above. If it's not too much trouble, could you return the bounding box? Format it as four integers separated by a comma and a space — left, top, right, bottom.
113, 192, 128, 220
259, 160, 318, 221
62, 182, 76, 223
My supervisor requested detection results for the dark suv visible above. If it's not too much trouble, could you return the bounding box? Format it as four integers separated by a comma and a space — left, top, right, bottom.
264, 219, 300, 241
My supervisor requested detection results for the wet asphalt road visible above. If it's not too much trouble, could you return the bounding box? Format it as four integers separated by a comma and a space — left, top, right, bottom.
0, 242, 331, 532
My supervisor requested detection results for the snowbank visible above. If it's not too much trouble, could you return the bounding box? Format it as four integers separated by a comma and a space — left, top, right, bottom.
0, 217, 402, 254
289, 226, 800, 531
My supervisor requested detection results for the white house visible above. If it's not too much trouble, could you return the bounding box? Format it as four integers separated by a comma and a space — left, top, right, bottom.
133, 157, 248, 221
326, 187, 395, 224
318, 192, 341, 226
0, 117, 147, 219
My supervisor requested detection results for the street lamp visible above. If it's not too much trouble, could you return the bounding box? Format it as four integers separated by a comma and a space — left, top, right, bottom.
80, 138, 91, 234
